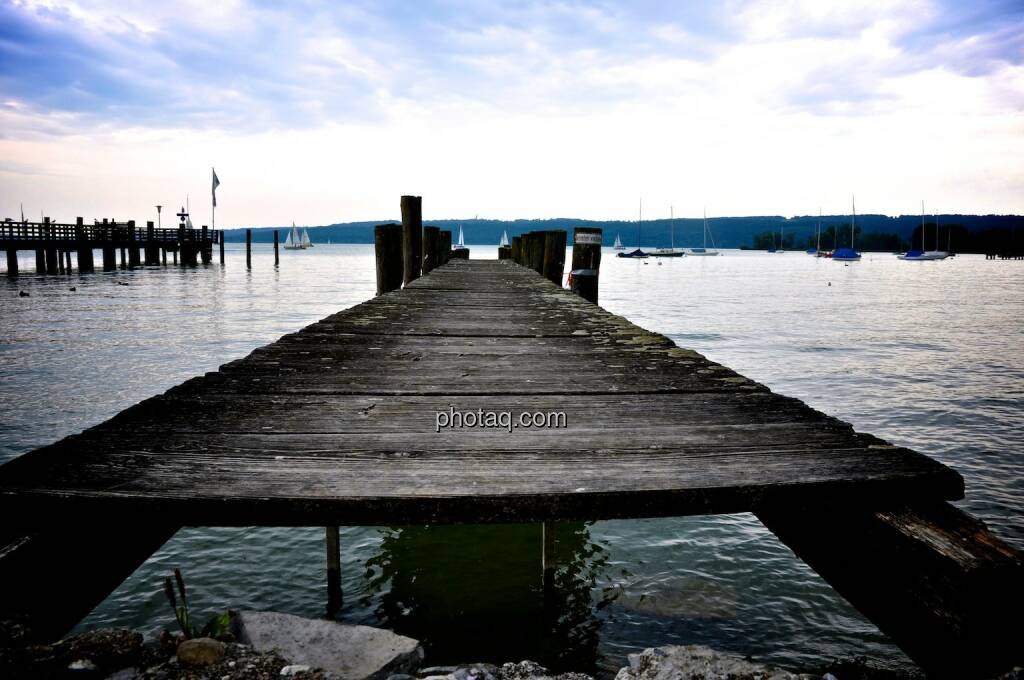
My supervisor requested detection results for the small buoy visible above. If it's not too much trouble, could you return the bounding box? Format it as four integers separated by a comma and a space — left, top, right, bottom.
18, 290, 29, 297
828, 282, 831, 286
69, 286, 77, 292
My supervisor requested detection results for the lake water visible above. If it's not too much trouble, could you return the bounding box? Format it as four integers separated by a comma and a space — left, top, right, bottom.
1, 245, 1021, 676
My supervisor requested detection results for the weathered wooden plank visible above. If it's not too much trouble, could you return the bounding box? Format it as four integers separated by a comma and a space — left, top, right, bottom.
758, 502, 1024, 679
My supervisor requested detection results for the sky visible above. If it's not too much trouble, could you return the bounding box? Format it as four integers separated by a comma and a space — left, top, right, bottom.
1, 0, 1022, 227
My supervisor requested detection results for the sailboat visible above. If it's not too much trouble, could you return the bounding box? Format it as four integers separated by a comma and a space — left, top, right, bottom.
301, 227, 313, 248
499, 230, 509, 247
453, 225, 467, 250
689, 208, 720, 256
284, 222, 305, 250
899, 202, 947, 260
832, 196, 862, 261
807, 209, 821, 255
651, 206, 684, 257
617, 198, 648, 258
613, 234, 625, 250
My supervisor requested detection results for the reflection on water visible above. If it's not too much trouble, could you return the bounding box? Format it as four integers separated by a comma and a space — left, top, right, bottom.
363, 523, 607, 671
1, 246, 1021, 676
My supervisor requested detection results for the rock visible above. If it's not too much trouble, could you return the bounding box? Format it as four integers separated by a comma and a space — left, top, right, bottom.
281, 664, 313, 676
69, 658, 100, 673
232, 610, 423, 680
176, 637, 226, 667
54, 629, 144, 672
614, 646, 814, 680
106, 668, 138, 680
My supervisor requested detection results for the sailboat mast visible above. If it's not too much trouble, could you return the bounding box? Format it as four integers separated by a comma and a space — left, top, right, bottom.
851, 195, 856, 248
817, 208, 822, 252
703, 207, 708, 249
637, 198, 642, 248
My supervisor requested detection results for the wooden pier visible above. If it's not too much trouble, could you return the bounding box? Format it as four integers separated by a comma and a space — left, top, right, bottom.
1, 218, 220, 274
0, 217, 1020, 676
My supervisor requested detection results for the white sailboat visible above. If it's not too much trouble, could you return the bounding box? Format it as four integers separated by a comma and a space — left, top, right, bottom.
301, 227, 313, 248
284, 222, 305, 250
453, 225, 467, 250
689, 208, 720, 256
899, 201, 947, 260
613, 234, 625, 250
651, 206, 684, 257
499, 230, 509, 247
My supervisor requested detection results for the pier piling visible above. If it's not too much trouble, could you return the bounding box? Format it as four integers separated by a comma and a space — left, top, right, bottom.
439, 230, 452, 264
274, 230, 279, 266
246, 229, 252, 269
511, 236, 521, 262
401, 195, 422, 285
542, 230, 567, 286
374, 223, 404, 295
6, 248, 18, 276
423, 226, 440, 274
326, 526, 342, 616
570, 227, 602, 304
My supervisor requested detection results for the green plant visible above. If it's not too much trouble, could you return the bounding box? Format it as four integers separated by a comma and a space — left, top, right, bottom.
162, 569, 232, 639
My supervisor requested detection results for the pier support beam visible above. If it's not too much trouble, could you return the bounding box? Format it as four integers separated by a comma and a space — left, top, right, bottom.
77, 217, 95, 273
200, 226, 212, 264
43, 218, 58, 275
374, 223, 404, 295
127, 221, 140, 268
34, 249, 44, 273
422, 226, 440, 274
325, 526, 342, 617
570, 227, 603, 304
758, 501, 1024, 679
5, 249, 18, 276
64, 250, 72, 273
219, 231, 225, 265
401, 195, 422, 285
246, 229, 252, 269
274, 230, 279, 266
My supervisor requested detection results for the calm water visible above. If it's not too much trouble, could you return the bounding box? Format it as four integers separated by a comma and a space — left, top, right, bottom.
1, 245, 1021, 676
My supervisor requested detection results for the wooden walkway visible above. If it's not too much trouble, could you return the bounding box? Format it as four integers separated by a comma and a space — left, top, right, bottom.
0, 259, 962, 526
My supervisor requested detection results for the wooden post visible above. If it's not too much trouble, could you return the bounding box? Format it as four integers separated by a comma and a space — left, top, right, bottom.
219, 231, 225, 265
439, 230, 452, 265
498, 245, 512, 260
274, 230, 279, 266
144, 221, 158, 265
162, 248, 168, 266
64, 250, 72, 273
44, 217, 58, 275
35, 248, 45, 273
119, 246, 126, 269
542, 230, 567, 285
530, 232, 545, 274
246, 229, 252, 269
422, 226, 440, 274
6, 248, 18, 276
200, 226, 212, 265
57, 249, 65, 274
374, 223, 404, 295
570, 227, 603, 304
401, 195, 422, 285
102, 218, 116, 272
127, 221, 140, 268
325, 526, 342, 616
511, 236, 521, 263
758, 502, 1024, 679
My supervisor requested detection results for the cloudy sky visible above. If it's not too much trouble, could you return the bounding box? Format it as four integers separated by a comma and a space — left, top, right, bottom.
1, 0, 1021, 227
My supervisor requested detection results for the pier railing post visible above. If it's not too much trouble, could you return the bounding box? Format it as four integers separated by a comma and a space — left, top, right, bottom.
401, 195, 422, 285
374, 223, 403, 295
246, 229, 252, 269
326, 526, 342, 617
570, 227, 602, 304
422, 226, 440, 274
542, 230, 567, 285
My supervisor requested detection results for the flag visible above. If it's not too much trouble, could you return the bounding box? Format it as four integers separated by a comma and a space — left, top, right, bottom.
212, 168, 221, 207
